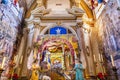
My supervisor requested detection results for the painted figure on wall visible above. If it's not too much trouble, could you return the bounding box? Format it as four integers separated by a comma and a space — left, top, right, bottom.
74, 59, 84, 80
65, 50, 71, 70
116, 34, 120, 51
1, 0, 8, 4
0, 23, 15, 57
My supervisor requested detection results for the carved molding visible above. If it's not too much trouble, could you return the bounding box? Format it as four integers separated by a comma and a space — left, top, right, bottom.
66, 6, 84, 16
33, 22, 40, 29
82, 14, 94, 26
31, 6, 51, 16
77, 22, 83, 28
36, 0, 43, 7
40, 23, 78, 37
23, 28, 30, 35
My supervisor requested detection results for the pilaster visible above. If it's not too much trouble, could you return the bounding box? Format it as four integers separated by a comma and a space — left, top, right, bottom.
20, 20, 34, 77
15, 28, 29, 75
32, 22, 41, 43
78, 13, 96, 78
20, 16, 41, 77
76, 22, 90, 77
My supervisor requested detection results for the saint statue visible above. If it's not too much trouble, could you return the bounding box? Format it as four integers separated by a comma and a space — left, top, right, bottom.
74, 59, 84, 80
30, 59, 39, 80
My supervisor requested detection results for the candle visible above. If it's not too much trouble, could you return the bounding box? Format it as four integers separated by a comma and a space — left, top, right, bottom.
103, 67, 106, 73
93, 55, 96, 62
101, 54, 104, 62
1, 57, 6, 68
110, 55, 115, 67
20, 56, 23, 64
99, 54, 101, 61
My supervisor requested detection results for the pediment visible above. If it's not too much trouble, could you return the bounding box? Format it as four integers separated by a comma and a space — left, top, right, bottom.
31, 6, 45, 14
66, 6, 85, 16
31, 6, 51, 16
27, 4, 84, 20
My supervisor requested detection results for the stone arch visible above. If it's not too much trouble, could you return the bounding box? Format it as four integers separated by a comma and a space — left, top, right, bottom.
39, 37, 75, 64
40, 23, 78, 39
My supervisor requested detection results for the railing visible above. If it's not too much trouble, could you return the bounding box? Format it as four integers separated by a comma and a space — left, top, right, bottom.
85, 75, 120, 80
63, 73, 71, 80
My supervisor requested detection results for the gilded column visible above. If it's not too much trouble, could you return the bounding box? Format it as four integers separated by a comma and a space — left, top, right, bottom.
76, 22, 89, 77
82, 12, 103, 74
90, 26, 103, 74
84, 27, 95, 76
81, 13, 96, 77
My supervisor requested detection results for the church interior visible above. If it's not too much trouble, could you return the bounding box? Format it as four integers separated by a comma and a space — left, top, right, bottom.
0, 0, 120, 80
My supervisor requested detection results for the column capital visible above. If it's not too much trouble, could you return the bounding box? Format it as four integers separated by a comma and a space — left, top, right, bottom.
82, 14, 94, 27
33, 22, 40, 29
23, 28, 30, 35
76, 22, 83, 28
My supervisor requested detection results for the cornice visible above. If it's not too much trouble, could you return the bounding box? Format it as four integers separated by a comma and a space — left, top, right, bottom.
25, 15, 41, 25
66, 6, 84, 17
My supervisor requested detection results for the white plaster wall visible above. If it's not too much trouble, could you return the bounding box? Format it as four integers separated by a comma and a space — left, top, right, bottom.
47, 0, 70, 11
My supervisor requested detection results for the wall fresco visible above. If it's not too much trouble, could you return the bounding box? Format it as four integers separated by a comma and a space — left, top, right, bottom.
95, 0, 120, 79
0, 1, 25, 76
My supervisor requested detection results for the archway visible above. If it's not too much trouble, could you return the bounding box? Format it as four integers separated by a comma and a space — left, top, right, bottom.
39, 37, 75, 66
40, 23, 78, 39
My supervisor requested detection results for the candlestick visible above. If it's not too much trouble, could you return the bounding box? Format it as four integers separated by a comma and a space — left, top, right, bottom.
110, 55, 115, 67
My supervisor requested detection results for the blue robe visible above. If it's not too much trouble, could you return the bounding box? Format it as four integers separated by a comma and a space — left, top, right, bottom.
1, 0, 8, 4
74, 63, 84, 80
98, 0, 103, 3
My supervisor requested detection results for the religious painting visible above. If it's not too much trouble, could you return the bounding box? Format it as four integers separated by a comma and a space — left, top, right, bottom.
35, 30, 79, 70
0, 22, 15, 56
99, 7, 120, 66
